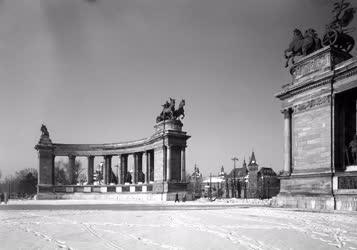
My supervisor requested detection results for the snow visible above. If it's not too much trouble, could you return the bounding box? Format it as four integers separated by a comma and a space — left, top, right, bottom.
1, 200, 357, 250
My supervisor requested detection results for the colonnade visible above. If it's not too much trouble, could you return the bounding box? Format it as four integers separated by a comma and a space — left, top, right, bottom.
57, 146, 186, 186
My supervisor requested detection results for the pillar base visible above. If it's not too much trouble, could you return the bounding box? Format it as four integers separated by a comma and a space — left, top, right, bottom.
272, 193, 335, 210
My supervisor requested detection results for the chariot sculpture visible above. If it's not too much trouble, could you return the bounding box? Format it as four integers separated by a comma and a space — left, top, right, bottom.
322, 0, 355, 52
156, 98, 185, 123
284, 0, 355, 68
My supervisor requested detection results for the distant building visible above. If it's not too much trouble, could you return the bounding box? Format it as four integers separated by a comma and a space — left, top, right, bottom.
226, 151, 280, 199
202, 166, 226, 198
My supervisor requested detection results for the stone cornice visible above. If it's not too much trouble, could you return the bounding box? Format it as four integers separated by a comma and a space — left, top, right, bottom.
52, 129, 190, 156
293, 95, 331, 114
276, 46, 355, 101
334, 58, 357, 82
276, 76, 332, 100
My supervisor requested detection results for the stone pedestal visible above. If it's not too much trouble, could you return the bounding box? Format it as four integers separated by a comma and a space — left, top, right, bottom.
35, 134, 55, 191
275, 46, 357, 211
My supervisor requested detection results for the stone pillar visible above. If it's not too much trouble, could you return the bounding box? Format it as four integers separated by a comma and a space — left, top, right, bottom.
133, 154, 137, 183
87, 156, 94, 185
143, 152, 147, 183
120, 154, 128, 184
117, 155, 122, 184
166, 146, 171, 181
35, 132, 55, 190
68, 155, 76, 184
138, 152, 143, 183
283, 109, 292, 175
51, 155, 55, 185
104, 155, 112, 184
181, 147, 186, 182
163, 146, 167, 181
146, 151, 151, 182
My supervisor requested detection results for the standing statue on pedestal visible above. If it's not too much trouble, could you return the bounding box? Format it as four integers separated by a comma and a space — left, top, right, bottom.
156, 98, 185, 123
41, 124, 49, 137
348, 134, 357, 165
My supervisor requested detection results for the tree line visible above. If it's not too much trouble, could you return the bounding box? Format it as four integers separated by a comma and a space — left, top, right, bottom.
0, 160, 85, 197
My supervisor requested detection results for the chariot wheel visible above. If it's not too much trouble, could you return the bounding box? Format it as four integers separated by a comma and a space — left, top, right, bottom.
322, 29, 338, 46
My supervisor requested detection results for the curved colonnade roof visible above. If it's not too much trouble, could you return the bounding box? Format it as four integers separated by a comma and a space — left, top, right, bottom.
53, 130, 189, 156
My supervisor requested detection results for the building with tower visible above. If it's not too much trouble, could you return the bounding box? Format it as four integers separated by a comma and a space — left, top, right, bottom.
226, 151, 280, 199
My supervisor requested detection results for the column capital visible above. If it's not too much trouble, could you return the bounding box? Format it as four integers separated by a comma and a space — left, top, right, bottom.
281, 108, 293, 118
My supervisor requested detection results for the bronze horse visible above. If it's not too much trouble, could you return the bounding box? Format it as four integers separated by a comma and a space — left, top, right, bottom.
173, 99, 185, 120
284, 29, 321, 68
156, 98, 175, 122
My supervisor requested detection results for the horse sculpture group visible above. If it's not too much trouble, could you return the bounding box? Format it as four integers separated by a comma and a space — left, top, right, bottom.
284, 0, 355, 68
156, 98, 185, 123
284, 28, 322, 68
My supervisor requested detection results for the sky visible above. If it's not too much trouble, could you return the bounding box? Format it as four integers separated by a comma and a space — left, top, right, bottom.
1, 0, 357, 178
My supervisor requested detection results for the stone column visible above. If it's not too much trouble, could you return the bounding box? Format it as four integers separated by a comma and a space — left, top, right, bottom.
146, 151, 151, 183
163, 146, 167, 181
87, 156, 94, 185
181, 147, 186, 182
117, 155, 122, 184
51, 155, 55, 185
68, 155, 76, 184
166, 146, 171, 181
35, 133, 55, 190
104, 155, 112, 184
133, 153, 140, 184
283, 109, 292, 175
120, 154, 128, 184
138, 152, 143, 183
142, 152, 147, 183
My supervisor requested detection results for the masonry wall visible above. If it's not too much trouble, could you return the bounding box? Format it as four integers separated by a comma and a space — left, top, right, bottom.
38, 150, 54, 185
292, 104, 331, 174
154, 147, 164, 181
170, 147, 181, 181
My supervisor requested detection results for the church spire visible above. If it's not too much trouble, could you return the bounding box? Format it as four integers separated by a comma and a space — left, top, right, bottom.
248, 151, 257, 166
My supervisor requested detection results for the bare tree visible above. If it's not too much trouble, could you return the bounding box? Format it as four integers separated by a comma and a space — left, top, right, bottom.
55, 159, 83, 185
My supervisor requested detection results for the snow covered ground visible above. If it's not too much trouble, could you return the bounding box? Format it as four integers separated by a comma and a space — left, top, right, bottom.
0, 201, 357, 250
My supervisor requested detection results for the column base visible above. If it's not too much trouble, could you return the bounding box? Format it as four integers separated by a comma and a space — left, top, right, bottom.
272, 193, 335, 210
